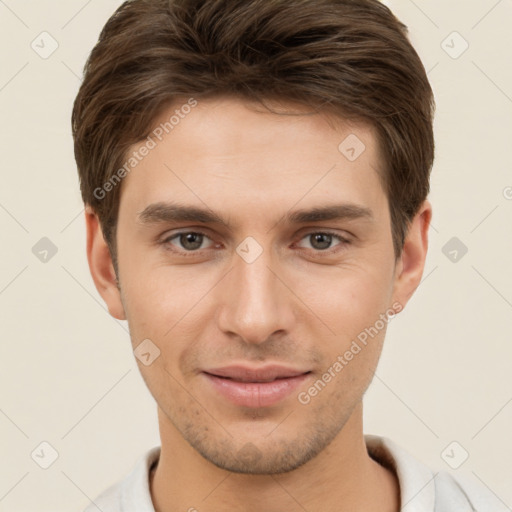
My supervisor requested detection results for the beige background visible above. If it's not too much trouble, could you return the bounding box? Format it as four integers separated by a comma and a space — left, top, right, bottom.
1, 1, 511, 510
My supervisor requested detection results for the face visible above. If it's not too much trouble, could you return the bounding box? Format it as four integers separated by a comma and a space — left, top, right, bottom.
87, 96, 430, 474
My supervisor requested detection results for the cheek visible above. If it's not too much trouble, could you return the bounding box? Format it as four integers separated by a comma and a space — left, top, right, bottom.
120, 267, 216, 390
296, 326, 387, 417
121, 263, 210, 338
294, 266, 393, 395
297, 263, 392, 343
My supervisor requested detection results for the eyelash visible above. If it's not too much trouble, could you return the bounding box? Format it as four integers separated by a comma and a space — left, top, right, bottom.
160, 230, 351, 257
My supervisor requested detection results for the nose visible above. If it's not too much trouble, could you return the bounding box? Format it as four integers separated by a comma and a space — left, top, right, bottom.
215, 241, 295, 345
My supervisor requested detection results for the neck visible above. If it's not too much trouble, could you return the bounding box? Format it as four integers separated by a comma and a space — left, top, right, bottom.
150, 402, 399, 512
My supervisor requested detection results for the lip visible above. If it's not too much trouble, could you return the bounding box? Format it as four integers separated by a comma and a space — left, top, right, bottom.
202, 365, 311, 408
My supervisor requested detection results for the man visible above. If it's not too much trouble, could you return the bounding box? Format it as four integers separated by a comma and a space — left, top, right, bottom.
73, 0, 505, 510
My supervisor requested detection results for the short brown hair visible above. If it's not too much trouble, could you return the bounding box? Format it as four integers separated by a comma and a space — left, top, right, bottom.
72, 0, 435, 273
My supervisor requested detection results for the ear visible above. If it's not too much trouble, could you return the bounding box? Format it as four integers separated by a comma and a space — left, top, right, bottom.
392, 200, 432, 309
85, 205, 126, 320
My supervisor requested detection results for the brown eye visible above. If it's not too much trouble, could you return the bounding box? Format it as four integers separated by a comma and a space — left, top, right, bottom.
179, 233, 204, 250
296, 231, 349, 252
309, 233, 333, 250
163, 231, 214, 252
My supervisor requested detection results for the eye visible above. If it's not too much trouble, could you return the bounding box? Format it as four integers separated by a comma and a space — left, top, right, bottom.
162, 231, 215, 252
296, 231, 351, 252
160, 229, 351, 256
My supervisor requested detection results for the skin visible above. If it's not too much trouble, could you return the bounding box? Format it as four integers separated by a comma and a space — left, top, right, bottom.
86, 96, 431, 512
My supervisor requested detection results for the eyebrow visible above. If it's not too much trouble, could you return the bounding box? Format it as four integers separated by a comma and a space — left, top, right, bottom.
136, 201, 374, 228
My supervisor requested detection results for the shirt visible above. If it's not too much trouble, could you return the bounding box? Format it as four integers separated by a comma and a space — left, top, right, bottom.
83, 435, 508, 511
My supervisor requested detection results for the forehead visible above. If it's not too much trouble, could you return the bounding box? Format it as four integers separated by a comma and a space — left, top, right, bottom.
118, 96, 388, 224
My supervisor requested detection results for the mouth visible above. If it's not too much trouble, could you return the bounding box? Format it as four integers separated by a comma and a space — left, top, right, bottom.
202, 365, 312, 408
